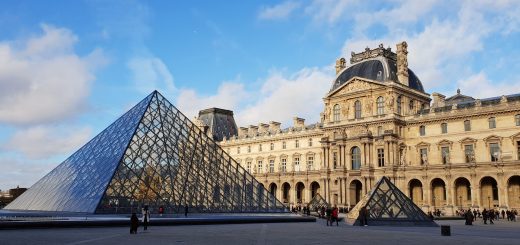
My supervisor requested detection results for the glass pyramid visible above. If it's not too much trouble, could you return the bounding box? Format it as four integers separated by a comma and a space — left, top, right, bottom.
307, 193, 329, 212
6, 91, 286, 214
346, 176, 437, 226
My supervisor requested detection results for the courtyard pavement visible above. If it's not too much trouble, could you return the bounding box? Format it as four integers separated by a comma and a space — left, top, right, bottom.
1, 218, 519, 245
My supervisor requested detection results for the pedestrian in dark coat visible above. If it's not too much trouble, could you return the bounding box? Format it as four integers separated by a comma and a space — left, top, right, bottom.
464, 210, 474, 225
359, 207, 368, 226
184, 205, 189, 218
130, 213, 139, 234
142, 206, 149, 231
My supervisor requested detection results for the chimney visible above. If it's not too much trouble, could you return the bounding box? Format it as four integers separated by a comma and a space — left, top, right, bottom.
396, 41, 409, 86
293, 117, 305, 129
431, 92, 446, 108
269, 121, 281, 132
258, 123, 270, 134
335, 58, 346, 75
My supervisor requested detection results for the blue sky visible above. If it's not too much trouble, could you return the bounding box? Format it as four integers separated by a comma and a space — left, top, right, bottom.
1, 0, 520, 190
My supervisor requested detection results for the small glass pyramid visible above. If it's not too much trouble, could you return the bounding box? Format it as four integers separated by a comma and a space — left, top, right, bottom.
307, 193, 329, 212
6, 91, 286, 214
346, 176, 437, 226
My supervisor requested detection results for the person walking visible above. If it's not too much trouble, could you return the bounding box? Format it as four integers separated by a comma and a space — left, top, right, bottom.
464, 210, 474, 225
184, 205, 189, 218
142, 205, 149, 231
130, 213, 139, 234
332, 206, 339, 226
483, 209, 488, 224
489, 210, 495, 224
325, 206, 332, 226
359, 206, 368, 226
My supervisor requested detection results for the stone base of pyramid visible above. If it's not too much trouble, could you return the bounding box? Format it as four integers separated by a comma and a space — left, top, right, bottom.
346, 218, 438, 227
0, 213, 315, 229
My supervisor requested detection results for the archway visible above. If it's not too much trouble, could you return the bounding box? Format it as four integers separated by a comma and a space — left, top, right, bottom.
296, 182, 305, 204
508, 176, 520, 209
431, 178, 446, 208
480, 176, 498, 209
454, 177, 471, 209
349, 180, 362, 206
282, 182, 291, 204
310, 181, 320, 198
269, 183, 278, 199
408, 179, 423, 205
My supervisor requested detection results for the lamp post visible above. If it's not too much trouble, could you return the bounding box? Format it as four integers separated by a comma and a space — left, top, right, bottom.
433, 195, 436, 209
459, 196, 462, 210
488, 196, 491, 209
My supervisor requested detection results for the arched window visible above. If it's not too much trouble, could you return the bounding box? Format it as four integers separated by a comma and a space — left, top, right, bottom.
397, 96, 402, 114
351, 147, 361, 170
333, 104, 340, 122
409, 100, 415, 113
354, 100, 362, 119
376, 96, 384, 115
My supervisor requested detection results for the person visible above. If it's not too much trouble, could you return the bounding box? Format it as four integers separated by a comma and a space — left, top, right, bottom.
482, 209, 488, 224
331, 206, 339, 226
142, 205, 149, 231
473, 209, 478, 221
489, 209, 495, 224
159, 206, 164, 217
325, 206, 332, 226
184, 205, 189, 218
464, 210, 474, 225
359, 206, 368, 226
501, 210, 505, 219
130, 213, 139, 234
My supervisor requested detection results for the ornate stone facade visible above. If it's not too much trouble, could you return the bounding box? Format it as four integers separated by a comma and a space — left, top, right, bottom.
213, 42, 520, 215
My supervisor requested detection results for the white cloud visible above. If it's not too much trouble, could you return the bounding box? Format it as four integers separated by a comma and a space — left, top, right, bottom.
456, 72, 520, 99
127, 56, 176, 95
0, 157, 56, 191
176, 81, 248, 121
2, 125, 92, 159
304, 0, 357, 24
258, 1, 301, 20
0, 24, 107, 126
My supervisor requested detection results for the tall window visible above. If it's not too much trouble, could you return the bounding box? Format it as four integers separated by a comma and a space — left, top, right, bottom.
516, 114, 520, 126
464, 120, 471, 131
259, 144, 262, 152
237, 147, 241, 154
246, 161, 251, 172
441, 147, 450, 164
281, 158, 287, 172
307, 156, 314, 170
333, 104, 341, 122
377, 148, 385, 167
294, 157, 300, 172
397, 96, 402, 114
441, 123, 448, 134
308, 138, 313, 147
409, 99, 415, 113
377, 126, 383, 136
269, 159, 275, 173
247, 145, 251, 153
377, 96, 384, 115
351, 147, 361, 170
257, 160, 263, 173
282, 141, 286, 149
295, 140, 299, 148
420, 148, 428, 165
464, 145, 474, 163
354, 100, 362, 119
490, 143, 500, 162
270, 143, 274, 150
419, 125, 426, 136
489, 117, 496, 129
333, 152, 338, 168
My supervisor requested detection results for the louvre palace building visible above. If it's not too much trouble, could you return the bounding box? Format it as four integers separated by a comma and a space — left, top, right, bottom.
196, 42, 520, 215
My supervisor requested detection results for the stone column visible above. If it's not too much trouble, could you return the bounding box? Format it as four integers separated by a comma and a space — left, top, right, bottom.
346, 179, 351, 207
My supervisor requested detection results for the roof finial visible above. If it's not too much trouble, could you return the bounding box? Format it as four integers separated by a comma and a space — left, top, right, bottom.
457, 88, 460, 94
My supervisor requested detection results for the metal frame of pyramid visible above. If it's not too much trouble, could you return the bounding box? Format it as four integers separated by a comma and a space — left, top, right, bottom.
307, 193, 329, 212
6, 91, 287, 214
346, 176, 437, 226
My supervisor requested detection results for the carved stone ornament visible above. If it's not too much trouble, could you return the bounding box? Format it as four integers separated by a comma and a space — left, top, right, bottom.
350, 43, 396, 64
342, 80, 371, 94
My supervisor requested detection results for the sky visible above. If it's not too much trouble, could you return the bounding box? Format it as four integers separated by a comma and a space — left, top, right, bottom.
1, 0, 520, 191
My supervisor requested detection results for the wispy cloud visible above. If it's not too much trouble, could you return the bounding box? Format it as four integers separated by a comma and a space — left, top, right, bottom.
258, 1, 301, 20
127, 56, 176, 95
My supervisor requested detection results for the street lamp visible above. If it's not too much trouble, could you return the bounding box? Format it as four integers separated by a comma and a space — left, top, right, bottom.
459, 196, 462, 210
488, 196, 491, 209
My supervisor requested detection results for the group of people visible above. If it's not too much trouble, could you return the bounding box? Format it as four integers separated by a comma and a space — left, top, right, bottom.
314, 206, 340, 226
130, 205, 150, 234
454, 208, 518, 225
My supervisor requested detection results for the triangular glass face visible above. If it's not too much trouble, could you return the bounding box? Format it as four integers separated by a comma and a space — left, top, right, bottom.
347, 177, 437, 226
95, 92, 286, 214
307, 193, 329, 211
6, 91, 286, 214
5, 93, 154, 213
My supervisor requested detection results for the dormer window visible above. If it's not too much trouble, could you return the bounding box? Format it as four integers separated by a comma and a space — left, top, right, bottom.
333, 104, 340, 122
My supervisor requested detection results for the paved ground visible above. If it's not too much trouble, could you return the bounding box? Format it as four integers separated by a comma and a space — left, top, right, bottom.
1, 218, 519, 245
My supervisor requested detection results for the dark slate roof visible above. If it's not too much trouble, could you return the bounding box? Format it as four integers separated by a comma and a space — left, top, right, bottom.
330, 58, 425, 93
198, 108, 238, 141
445, 89, 475, 105
418, 93, 520, 115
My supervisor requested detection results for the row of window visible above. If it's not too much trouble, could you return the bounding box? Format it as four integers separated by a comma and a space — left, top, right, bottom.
244, 156, 315, 173
233, 138, 314, 154
419, 115, 520, 136
332, 96, 427, 122
419, 142, 507, 164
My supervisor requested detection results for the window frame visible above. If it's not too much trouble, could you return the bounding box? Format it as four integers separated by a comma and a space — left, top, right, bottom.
351, 147, 361, 170
333, 104, 341, 122
489, 117, 496, 129
376, 96, 384, 115
464, 120, 471, 131
354, 100, 362, 119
